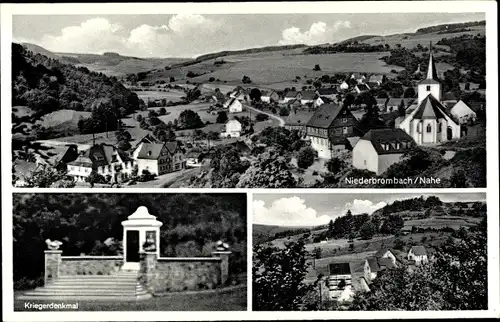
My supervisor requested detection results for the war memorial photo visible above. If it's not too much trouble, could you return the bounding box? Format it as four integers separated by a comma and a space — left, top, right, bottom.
252, 192, 487, 311
11, 13, 486, 188
12, 193, 247, 311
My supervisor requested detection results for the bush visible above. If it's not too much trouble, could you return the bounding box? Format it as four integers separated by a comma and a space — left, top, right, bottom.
242, 75, 252, 84
136, 114, 143, 122
159, 107, 167, 115
313, 64, 321, 71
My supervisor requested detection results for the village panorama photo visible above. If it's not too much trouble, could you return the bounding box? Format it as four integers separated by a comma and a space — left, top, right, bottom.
252, 192, 487, 311
11, 12, 487, 188
12, 193, 247, 311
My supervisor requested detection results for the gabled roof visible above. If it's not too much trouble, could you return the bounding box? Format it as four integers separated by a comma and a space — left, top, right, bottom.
368, 75, 384, 83
284, 91, 300, 98
285, 111, 314, 126
375, 248, 393, 259
410, 246, 427, 256
318, 96, 332, 103
378, 257, 395, 269
261, 90, 276, 97
360, 128, 416, 155
412, 94, 454, 120
136, 143, 165, 160
306, 104, 344, 128
224, 97, 239, 107
366, 258, 380, 272
356, 84, 370, 91
317, 87, 338, 95
451, 100, 476, 115
165, 141, 180, 154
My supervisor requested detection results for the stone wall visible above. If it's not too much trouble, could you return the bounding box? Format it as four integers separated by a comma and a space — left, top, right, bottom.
60, 256, 124, 276
140, 253, 222, 293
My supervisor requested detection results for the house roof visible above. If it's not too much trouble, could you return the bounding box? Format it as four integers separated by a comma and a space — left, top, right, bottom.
306, 104, 343, 128
410, 246, 427, 256
377, 98, 389, 106
369, 75, 384, 83
360, 128, 416, 155
317, 87, 338, 95
224, 97, 238, 107
451, 100, 476, 115
319, 96, 332, 104
284, 91, 300, 98
329, 262, 351, 275
356, 84, 370, 91
378, 257, 395, 269
261, 90, 276, 97
285, 111, 314, 126
301, 91, 316, 100
374, 248, 392, 258
165, 141, 180, 154
67, 154, 93, 167
136, 143, 165, 160
412, 94, 455, 120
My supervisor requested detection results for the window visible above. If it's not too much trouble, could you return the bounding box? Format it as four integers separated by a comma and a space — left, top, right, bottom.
364, 160, 367, 166
417, 123, 421, 133
342, 118, 347, 123
426, 85, 431, 91
426, 124, 432, 133
438, 122, 442, 133
343, 127, 348, 134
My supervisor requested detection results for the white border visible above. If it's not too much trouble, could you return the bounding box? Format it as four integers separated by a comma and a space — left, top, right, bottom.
1, 1, 498, 321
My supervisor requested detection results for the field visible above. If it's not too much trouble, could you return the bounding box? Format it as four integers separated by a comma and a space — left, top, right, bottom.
14, 286, 246, 311
361, 26, 486, 49
144, 52, 406, 86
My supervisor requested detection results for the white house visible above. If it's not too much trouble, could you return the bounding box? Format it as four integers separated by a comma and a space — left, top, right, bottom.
355, 83, 370, 94
260, 90, 279, 103
67, 143, 134, 183
352, 129, 416, 175
224, 98, 243, 113
408, 246, 429, 266
220, 119, 242, 138
450, 100, 477, 124
368, 74, 384, 87
398, 46, 461, 145
283, 91, 302, 103
300, 91, 317, 105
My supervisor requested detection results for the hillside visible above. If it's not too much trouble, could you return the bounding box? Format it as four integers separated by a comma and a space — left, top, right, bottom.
21, 43, 187, 77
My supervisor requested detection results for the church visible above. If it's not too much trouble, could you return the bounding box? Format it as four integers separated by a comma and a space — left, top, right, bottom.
398, 45, 461, 145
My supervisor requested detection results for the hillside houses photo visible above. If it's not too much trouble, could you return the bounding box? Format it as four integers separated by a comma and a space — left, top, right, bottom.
253, 192, 487, 311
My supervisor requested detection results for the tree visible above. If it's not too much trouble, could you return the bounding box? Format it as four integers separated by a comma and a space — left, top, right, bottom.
136, 114, 143, 122
253, 240, 315, 310
313, 64, 321, 71
360, 221, 377, 240
242, 75, 252, 84
159, 107, 167, 115
255, 113, 269, 122
177, 109, 204, 129
86, 171, 106, 188
216, 111, 228, 124
450, 169, 468, 188
297, 146, 317, 169
397, 100, 406, 117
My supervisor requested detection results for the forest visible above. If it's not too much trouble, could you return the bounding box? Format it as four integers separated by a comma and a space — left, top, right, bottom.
13, 193, 247, 290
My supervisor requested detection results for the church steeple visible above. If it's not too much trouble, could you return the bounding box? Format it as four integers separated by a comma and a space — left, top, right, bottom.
426, 41, 438, 80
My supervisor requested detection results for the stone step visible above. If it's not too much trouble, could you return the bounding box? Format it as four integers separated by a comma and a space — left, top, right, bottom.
17, 293, 152, 301
23, 288, 149, 296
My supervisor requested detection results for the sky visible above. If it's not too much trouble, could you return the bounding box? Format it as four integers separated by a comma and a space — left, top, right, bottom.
253, 193, 486, 227
12, 13, 485, 58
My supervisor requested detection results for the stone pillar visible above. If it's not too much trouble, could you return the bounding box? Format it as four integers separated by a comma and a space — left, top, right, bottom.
212, 251, 232, 285
44, 250, 62, 285
139, 252, 157, 293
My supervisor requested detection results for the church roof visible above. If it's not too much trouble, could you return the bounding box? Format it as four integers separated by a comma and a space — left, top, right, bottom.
413, 94, 454, 120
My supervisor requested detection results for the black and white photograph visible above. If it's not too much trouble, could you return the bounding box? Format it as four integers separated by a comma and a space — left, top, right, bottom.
12, 193, 247, 311
253, 192, 487, 310
10, 12, 487, 188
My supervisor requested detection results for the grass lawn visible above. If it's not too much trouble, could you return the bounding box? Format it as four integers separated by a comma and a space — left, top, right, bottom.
14, 286, 247, 311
